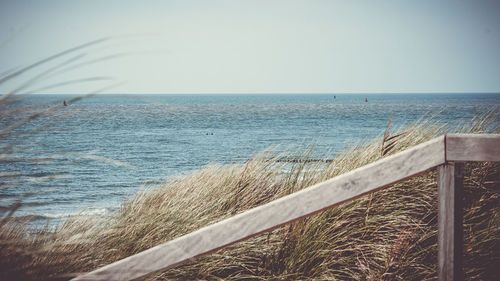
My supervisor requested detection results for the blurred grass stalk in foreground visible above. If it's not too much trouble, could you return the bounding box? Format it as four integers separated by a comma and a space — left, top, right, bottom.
0, 38, 124, 226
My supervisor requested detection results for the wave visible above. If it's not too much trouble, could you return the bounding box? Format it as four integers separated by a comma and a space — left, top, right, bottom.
9, 207, 114, 222
43, 207, 113, 219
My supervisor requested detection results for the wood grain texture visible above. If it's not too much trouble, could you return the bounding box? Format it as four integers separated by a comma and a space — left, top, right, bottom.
438, 163, 464, 281
446, 134, 500, 162
73, 136, 446, 281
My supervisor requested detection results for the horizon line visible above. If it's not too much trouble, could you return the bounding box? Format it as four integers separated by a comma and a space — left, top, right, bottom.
32, 92, 500, 95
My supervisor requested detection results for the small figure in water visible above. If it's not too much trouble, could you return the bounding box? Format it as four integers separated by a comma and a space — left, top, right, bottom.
63, 100, 67, 106
364, 98, 368, 102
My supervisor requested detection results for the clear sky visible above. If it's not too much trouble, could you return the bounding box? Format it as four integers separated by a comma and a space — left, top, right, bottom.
1, 0, 500, 94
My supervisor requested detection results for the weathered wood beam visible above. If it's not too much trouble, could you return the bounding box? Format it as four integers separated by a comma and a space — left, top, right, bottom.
438, 162, 464, 281
73, 136, 445, 281
446, 134, 500, 162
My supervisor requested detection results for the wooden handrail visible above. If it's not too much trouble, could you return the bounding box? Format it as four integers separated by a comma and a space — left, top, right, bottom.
73, 134, 500, 281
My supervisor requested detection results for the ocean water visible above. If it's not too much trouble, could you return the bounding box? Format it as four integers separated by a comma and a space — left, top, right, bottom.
1, 93, 499, 222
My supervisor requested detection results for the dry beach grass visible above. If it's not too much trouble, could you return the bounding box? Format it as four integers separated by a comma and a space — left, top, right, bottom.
0, 110, 499, 280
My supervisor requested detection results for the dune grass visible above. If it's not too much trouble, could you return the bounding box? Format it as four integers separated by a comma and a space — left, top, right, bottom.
0, 111, 499, 281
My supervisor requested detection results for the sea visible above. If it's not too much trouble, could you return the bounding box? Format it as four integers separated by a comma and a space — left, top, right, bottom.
1, 93, 499, 225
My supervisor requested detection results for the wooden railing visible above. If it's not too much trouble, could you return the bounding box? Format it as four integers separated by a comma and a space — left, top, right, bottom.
73, 134, 500, 281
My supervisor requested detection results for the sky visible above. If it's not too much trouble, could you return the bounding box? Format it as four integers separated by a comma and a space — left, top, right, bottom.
0, 0, 500, 94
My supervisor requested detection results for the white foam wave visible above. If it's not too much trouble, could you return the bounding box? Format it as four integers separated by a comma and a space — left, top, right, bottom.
42, 207, 111, 219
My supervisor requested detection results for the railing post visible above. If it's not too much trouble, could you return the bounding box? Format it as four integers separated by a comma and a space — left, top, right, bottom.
438, 162, 464, 281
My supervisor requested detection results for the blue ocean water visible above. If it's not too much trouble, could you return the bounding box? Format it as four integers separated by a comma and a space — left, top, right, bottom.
1, 93, 499, 221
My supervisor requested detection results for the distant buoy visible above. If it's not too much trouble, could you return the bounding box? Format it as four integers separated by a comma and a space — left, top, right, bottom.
364, 98, 368, 102
63, 100, 67, 106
